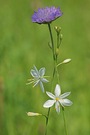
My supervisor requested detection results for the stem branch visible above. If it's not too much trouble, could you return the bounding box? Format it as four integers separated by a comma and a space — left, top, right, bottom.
48, 23, 55, 60
62, 107, 68, 135
45, 108, 50, 135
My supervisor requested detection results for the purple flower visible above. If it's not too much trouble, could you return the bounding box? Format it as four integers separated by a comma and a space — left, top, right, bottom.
32, 7, 63, 24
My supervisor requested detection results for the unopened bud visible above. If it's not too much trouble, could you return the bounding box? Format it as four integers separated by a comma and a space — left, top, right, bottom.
48, 42, 52, 49
60, 34, 63, 40
54, 26, 61, 34
56, 48, 59, 56
62, 59, 71, 64
27, 112, 42, 117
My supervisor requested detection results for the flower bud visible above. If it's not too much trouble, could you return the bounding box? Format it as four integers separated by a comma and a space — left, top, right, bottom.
60, 34, 63, 40
27, 112, 42, 116
54, 26, 61, 34
56, 48, 59, 56
62, 59, 71, 64
48, 42, 52, 49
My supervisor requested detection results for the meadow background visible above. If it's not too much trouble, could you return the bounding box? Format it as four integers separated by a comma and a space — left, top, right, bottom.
0, 0, 90, 135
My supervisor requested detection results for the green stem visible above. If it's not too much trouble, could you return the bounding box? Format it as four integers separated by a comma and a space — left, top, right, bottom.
44, 23, 56, 135
62, 107, 68, 135
48, 23, 55, 61
45, 23, 60, 135
48, 23, 60, 86
45, 108, 50, 135
55, 61, 60, 84
56, 33, 59, 60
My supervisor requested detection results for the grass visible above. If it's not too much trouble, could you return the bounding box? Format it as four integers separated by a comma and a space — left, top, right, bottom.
0, 0, 90, 135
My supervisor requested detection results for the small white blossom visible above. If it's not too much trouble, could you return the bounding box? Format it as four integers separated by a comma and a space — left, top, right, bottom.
27, 66, 49, 92
43, 84, 73, 113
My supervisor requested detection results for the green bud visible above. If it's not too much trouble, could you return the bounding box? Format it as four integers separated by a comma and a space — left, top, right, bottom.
60, 34, 63, 40
48, 42, 52, 49
54, 26, 61, 34
56, 48, 59, 56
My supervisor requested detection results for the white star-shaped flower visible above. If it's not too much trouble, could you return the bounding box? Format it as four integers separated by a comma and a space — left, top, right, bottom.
43, 84, 73, 113
27, 66, 49, 92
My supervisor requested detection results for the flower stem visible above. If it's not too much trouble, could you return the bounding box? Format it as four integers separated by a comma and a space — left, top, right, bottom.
44, 23, 56, 135
48, 23, 55, 61
45, 108, 50, 135
48, 23, 60, 84
45, 23, 60, 135
62, 107, 68, 135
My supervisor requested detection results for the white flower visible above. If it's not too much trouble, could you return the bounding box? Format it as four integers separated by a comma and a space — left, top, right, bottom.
27, 66, 49, 92
43, 84, 73, 113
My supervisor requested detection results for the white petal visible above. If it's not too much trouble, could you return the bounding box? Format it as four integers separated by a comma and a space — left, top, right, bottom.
60, 92, 71, 99
55, 101, 60, 113
39, 68, 45, 76
46, 91, 55, 99
41, 78, 49, 83
39, 81, 44, 92
55, 84, 61, 96
30, 69, 38, 77
43, 100, 55, 108
33, 66, 39, 75
60, 99, 73, 106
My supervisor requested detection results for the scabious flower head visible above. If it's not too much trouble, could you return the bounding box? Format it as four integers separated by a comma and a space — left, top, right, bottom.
27, 66, 49, 92
32, 6, 63, 24
43, 84, 73, 113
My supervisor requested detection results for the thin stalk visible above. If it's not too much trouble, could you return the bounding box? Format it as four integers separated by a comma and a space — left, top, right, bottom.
48, 23, 55, 61
48, 23, 55, 91
45, 23, 60, 135
57, 33, 59, 48
44, 23, 56, 135
47, 23, 60, 92
62, 107, 68, 135
44, 108, 50, 135
55, 62, 60, 84
53, 60, 60, 84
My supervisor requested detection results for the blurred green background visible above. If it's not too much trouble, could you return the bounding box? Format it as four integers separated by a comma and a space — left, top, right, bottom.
0, 0, 90, 135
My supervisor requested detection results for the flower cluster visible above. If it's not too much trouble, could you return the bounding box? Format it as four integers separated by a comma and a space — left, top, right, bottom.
27, 6, 72, 116
26, 6, 73, 135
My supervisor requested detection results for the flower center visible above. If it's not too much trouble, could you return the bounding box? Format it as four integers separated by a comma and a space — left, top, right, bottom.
55, 97, 59, 101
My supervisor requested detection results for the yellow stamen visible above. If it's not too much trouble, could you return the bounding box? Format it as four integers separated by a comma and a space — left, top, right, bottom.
56, 97, 59, 101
